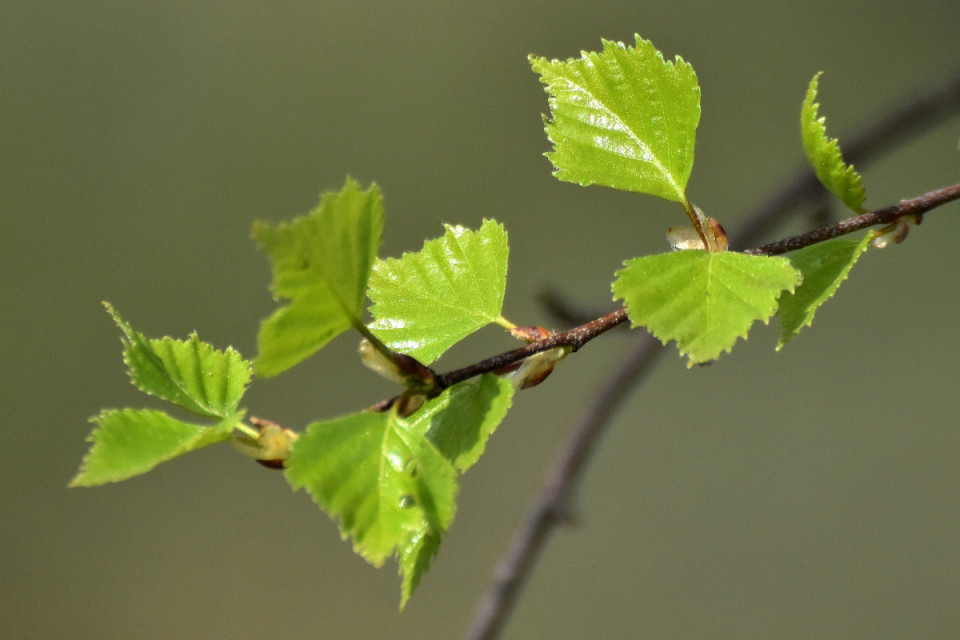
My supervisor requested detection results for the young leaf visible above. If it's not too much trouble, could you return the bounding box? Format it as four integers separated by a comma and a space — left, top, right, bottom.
612, 251, 801, 365
70, 408, 239, 487
397, 375, 512, 604
530, 35, 700, 202
367, 219, 509, 364
252, 178, 383, 376
777, 234, 872, 349
398, 525, 442, 609
104, 303, 252, 419
285, 376, 513, 605
801, 72, 866, 212
285, 410, 458, 570
405, 374, 514, 473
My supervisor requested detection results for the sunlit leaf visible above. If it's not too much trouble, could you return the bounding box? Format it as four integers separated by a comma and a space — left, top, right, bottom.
398, 526, 442, 609
406, 374, 514, 472
367, 219, 509, 364
104, 303, 252, 419
777, 234, 872, 349
285, 410, 457, 568
530, 35, 700, 202
70, 409, 239, 487
801, 72, 866, 212
613, 251, 801, 365
252, 178, 383, 376
285, 376, 513, 605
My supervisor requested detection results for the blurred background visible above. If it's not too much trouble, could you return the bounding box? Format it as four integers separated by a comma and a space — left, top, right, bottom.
3, 1, 959, 638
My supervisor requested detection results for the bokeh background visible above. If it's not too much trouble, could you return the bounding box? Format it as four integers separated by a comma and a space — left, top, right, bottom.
3, 2, 959, 638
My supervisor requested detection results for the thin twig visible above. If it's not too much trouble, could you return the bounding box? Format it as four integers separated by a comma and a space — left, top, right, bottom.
745, 182, 960, 256
733, 67, 960, 249
437, 181, 960, 396
437, 308, 628, 388
462, 70, 960, 640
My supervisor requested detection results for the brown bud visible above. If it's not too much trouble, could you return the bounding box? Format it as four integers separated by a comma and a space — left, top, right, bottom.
359, 339, 435, 389
505, 346, 571, 390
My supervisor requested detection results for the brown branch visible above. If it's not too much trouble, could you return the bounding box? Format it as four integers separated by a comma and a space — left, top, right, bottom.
436, 308, 628, 388
432, 181, 960, 398
733, 67, 960, 249
461, 70, 960, 640
744, 182, 960, 256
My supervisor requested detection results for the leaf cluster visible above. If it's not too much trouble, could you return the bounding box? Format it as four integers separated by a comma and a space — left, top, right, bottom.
75, 181, 519, 604
74, 34, 921, 607
532, 35, 874, 364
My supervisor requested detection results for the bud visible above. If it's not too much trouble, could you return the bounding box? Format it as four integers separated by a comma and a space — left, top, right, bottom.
871, 214, 921, 249
667, 212, 728, 252
505, 346, 571, 390
359, 339, 435, 389
233, 418, 299, 469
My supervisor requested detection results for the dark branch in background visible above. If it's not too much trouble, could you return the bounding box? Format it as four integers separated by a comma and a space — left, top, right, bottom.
537, 288, 608, 327
463, 335, 664, 640
462, 69, 960, 640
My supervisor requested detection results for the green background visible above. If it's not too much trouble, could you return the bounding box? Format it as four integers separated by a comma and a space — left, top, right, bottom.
3, 2, 959, 638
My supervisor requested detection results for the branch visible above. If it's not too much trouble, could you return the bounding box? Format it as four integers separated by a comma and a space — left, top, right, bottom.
733, 67, 960, 249
745, 182, 960, 256
462, 70, 960, 640
433, 181, 959, 396
437, 308, 628, 388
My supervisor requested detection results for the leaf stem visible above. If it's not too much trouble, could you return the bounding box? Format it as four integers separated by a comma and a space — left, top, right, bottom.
430, 181, 960, 395
232, 421, 260, 440
681, 197, 711, 249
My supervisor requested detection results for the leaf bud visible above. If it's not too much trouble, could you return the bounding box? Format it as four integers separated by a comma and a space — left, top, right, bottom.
667, 216, 728, 252
505, 346, 571, 390
359, 339, 436, 389
233, 418, 299, 469
871, 214, 921, 249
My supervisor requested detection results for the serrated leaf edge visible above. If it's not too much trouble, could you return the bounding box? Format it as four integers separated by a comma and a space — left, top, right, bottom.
802, 72, 866, 213
776, 234, 872, 349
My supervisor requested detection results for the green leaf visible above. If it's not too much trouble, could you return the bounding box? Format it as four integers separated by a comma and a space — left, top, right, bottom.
406, 374, 514, 472
285, 410, 458, 572
801, 72, 866, 212
285, 376, 513, 606
104, 303, 252, 419
367, 219, 509, 364
612, 251, 801, 365
530, 35, 700, 202
396, 375, 512, 604
70, 408, 239, 487
252, 178, 383, 376
777, 234, 872, 349
397, 526, 442, 609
